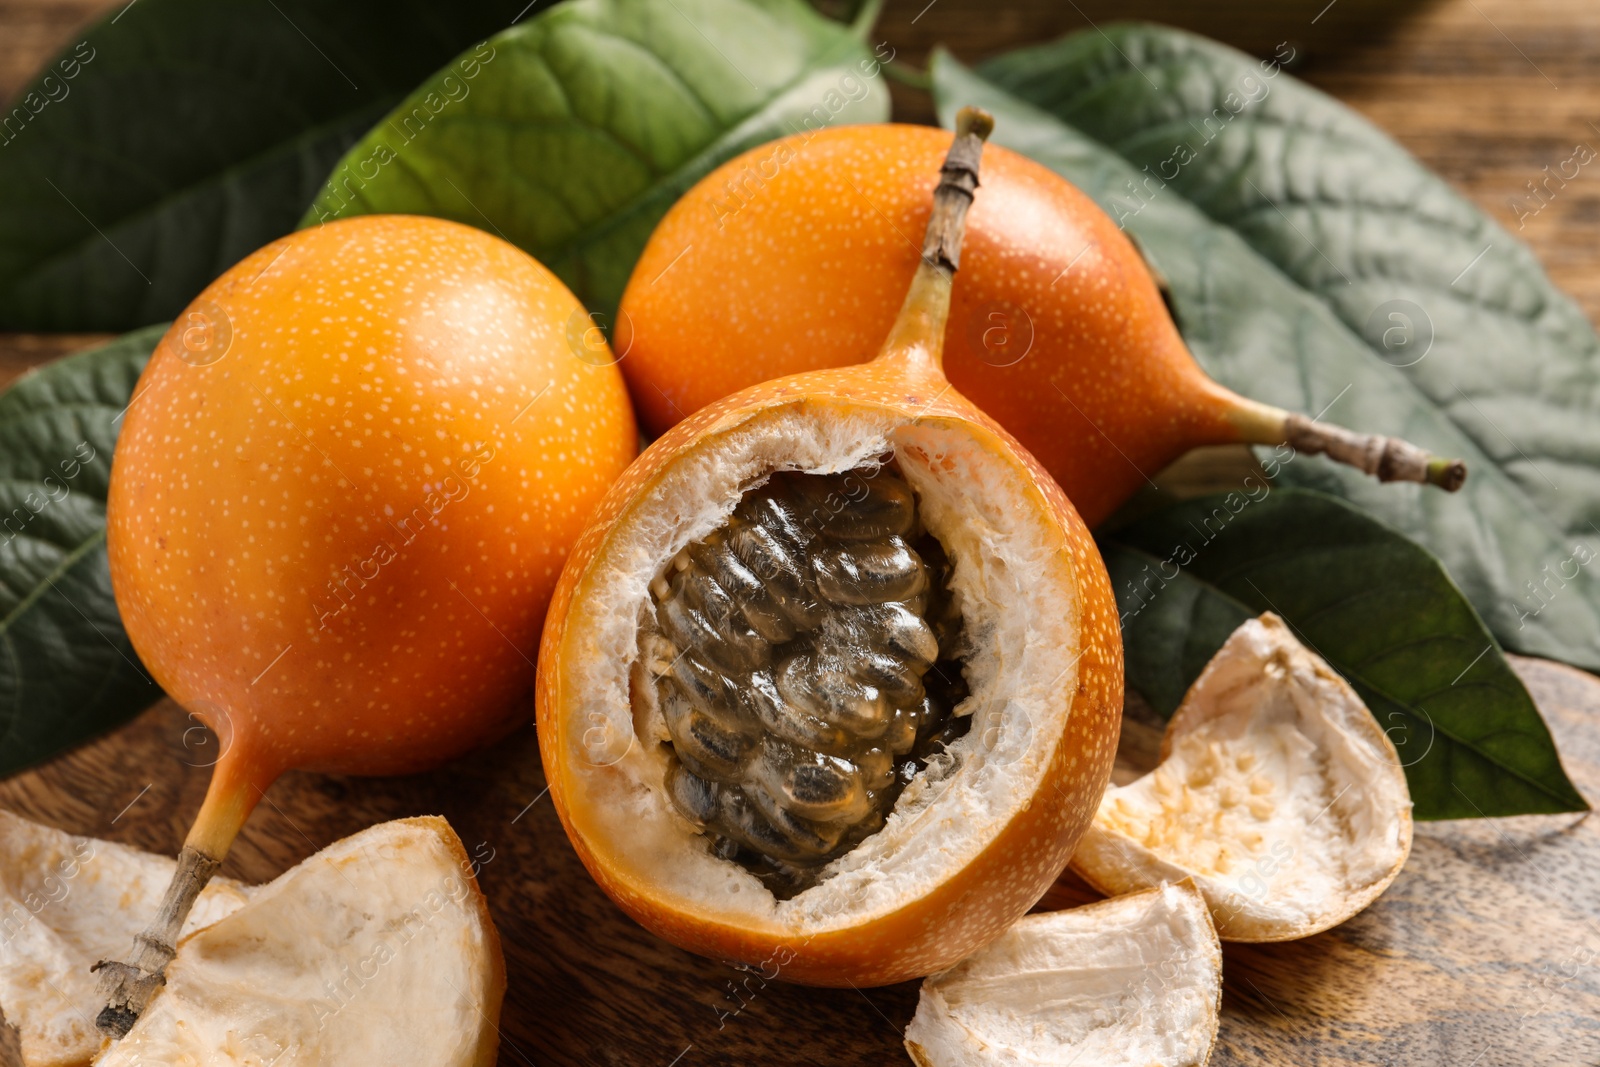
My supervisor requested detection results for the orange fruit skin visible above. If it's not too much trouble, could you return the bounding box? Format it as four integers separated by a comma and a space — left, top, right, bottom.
538, 357, 1124, 986
108, 216, 636, 785
620, 124, 1244, 529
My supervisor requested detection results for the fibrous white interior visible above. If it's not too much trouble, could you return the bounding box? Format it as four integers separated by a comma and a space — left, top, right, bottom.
97, 817, 501, 1067
558, 407, 1082, 935
903, 882, 1221, 1067
0, 809, 252, 1067
1072, 613, 1412, 940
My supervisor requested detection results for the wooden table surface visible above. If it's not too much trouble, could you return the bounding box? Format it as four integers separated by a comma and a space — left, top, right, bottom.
4, 2, 1600, 1066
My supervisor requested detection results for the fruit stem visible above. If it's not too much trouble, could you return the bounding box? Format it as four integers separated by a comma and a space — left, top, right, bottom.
91, 846, 220, 1038
1230, 397, 1468, 491
183, 760, 260, 857
922, 107, 992, 276
875, 106, 994, 375
93, 756, 265, 1039
848, 0, 886, 38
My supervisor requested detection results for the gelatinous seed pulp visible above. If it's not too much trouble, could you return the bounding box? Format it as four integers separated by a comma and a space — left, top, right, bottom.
645, 463, 971, 897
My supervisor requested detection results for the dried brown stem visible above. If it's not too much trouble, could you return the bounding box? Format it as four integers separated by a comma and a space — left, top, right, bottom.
921, 106, 994, 276
92, 845, 221, 1038
877, 107, 994, 370
1282, 413, 1468, 491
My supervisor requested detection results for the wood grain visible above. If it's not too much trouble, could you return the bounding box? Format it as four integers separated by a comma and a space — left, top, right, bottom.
0, 334, 110, 393
0, 659, 1595, 1066
2, 1, 1600, 1065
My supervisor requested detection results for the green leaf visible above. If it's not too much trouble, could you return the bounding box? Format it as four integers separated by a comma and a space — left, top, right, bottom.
304, 0, 891, 320
0, 0, 530, 331
930, 40, 1600, 672
1100, 488, 1587, 820
0, 327, 165, 777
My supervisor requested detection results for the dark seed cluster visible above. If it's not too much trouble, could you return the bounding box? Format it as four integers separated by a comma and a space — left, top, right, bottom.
645, 463, 970, 897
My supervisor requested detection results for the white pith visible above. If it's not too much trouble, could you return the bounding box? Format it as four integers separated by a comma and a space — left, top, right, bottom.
0, 809, 253, 1067
1071, 614, 1413, 941
0, 813, 499, 1067
558, 404, 1082, 934
97, 817, 500, 1067
903, 882, 1221, 1067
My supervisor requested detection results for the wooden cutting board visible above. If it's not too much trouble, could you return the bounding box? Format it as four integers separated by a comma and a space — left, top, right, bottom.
1, 659, 1596, 1066
3, 0, 1600, 1064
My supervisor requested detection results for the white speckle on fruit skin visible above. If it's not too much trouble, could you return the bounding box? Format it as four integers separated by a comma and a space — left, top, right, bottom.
106, 215, 635, 778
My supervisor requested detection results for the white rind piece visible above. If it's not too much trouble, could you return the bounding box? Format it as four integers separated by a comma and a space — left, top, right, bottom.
904, 882, 1221, 1067
1072, 613, 1413, 941
95, 816, 504, 1067
0, 809, 253, 1067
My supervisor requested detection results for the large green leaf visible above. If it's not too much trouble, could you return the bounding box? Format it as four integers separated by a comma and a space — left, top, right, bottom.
304, 0, 891, 320
1101, 488, 1586, 820
931, 41, 1600, 672
0, 327, 165, 777
0, 0, 530, 331
983, 25, 1600, 538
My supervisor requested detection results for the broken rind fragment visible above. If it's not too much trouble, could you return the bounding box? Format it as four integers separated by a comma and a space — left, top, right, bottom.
0, 810, 253, 1067
904, 882, 1221, 1067
96, 817, 503, 1067
1071, 613, 1413, 941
